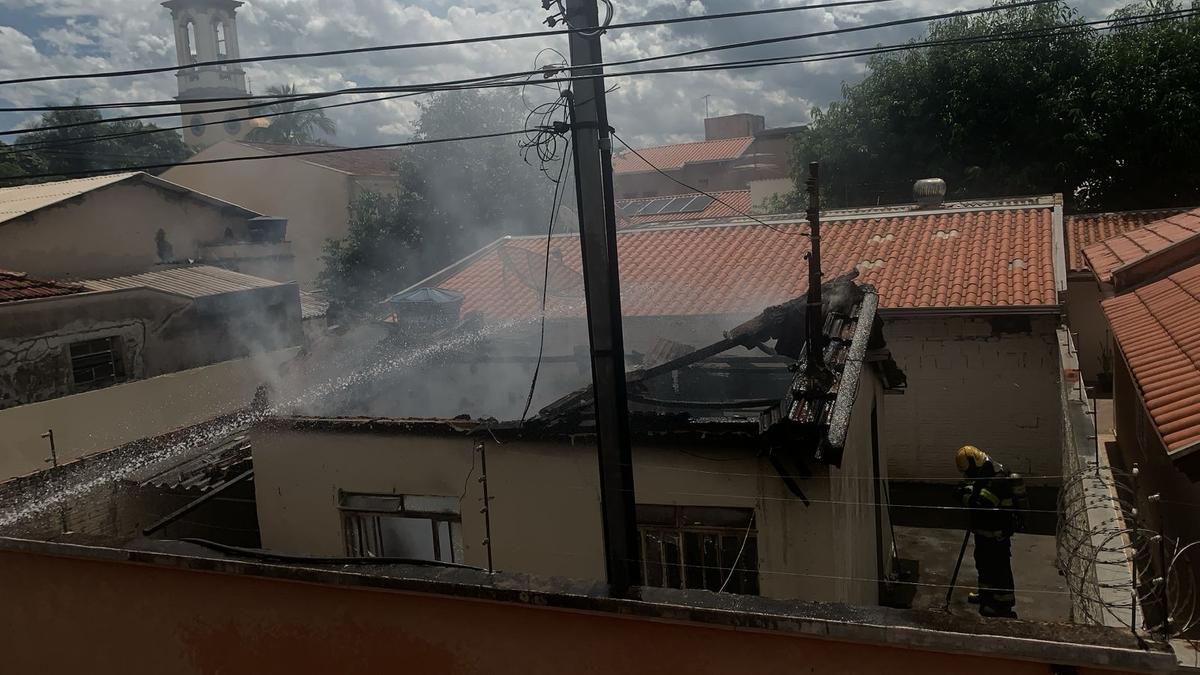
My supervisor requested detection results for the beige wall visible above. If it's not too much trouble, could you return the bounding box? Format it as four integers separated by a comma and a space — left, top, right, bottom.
0, 181, 254, 280
0, 283, 303, 408
882, 315, 1062, 482
1066, 277, 1113, 385
254, 377, 886, 605
0, 548, 1145, 675
0, 348, 296, 481
164, 143, 354, 288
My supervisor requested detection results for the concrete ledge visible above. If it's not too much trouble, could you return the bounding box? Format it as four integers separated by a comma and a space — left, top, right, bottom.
0, 535, 1176, 673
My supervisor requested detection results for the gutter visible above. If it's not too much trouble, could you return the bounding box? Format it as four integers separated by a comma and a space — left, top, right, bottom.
878, 304, 1062, 318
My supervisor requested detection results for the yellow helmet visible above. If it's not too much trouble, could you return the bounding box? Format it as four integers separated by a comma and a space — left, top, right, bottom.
955, 445, 988, 473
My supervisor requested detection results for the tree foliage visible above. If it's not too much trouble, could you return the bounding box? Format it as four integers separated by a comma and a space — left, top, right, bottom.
319, 89, 557, 307
783, 0, 1200, 211
1, 106, 191, 184
244, 83, 337, 145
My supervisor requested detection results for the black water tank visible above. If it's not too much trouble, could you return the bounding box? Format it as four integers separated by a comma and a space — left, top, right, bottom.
385, 287, 465, 333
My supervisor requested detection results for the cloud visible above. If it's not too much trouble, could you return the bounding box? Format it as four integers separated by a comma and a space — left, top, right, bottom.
0, 0, 1128, 145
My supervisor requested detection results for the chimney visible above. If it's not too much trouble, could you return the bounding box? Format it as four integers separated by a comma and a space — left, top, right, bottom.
913, 178, 947, 208
704, 113, 766, 140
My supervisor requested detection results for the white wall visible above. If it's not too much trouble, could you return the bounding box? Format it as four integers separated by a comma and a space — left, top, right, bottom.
882, 315, 1062, 482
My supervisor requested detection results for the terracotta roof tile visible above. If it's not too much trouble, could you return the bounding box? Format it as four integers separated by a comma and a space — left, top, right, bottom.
616, 190, 753, 228
1066, 208, 1191, 272
611, 137, 753, 174
0, 269, 85, 303
1081, 207, 1200, 282
239, 142, 403, 176
428, 206, 1057, 321
1103, 262, 1200, 454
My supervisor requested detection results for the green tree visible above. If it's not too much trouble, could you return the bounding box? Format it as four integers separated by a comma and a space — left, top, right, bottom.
0, 140, 49, 186
782, 0, 1200, 211
12, 105, 191, 180
1082, 0, 1200, 209
245, 83, 337, 144
317, 161, 427, 310
318, 88, 559, 305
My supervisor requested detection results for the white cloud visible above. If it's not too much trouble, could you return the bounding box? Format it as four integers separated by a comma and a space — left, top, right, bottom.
0, 0, 1128, 144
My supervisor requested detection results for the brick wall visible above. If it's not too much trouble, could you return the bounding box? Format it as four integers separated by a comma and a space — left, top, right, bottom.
881, 315, 1062, 482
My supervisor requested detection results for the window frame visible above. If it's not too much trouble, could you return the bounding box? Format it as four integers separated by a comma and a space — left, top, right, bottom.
338, 492, 463, 563
637, 504, 759, 595
68, 336, 125, 392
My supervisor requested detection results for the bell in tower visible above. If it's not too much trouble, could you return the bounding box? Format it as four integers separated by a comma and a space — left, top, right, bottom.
163, 0, 253, 149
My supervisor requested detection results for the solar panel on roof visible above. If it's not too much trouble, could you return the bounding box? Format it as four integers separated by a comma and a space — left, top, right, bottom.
616, 200, 641, 215
679, 195, 715, 213
657, 196, 696, 214
638, 198, 674, 215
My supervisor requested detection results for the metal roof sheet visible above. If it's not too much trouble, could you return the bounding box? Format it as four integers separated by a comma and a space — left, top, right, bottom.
82, 265, 284, 298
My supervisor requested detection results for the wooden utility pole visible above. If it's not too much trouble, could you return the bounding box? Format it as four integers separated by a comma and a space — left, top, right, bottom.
805, 162, 823, 375
563, 0, 641, 595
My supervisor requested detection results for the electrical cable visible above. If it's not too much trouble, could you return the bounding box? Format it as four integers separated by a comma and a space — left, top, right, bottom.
0, 0, 1075, 123
717, 510, 756, 593
179, 537, 484, 569
520, 135, 573, 425
610, 131, 808, 236
3, 6, 1192, 145
0, 0, 905, 88
8, 128, 536, 180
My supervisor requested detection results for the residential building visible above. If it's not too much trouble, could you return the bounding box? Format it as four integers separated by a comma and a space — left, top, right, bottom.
1073, 207, 1200, 387
164, 0, 255, 150
0, 265, 302, 411
612, 113, 801, 201
388, 192, 1068, 483
1065, 207, 1192, 385
0, 172, 293, 282
162, 141, 403, 287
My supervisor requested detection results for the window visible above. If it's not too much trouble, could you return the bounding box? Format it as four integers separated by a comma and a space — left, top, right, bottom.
637, 504, 758, 595
339, 492, 463, 562
184, 20, 197, 62
214, 21, 227, 59
69, 337, 125, 391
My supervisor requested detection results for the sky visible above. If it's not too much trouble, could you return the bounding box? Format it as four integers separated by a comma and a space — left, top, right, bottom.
0, 0, 1129, 149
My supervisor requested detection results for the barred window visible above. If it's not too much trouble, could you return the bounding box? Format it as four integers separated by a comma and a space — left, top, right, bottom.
638, 504, 758, 595
339, 492, 463, 563
69, 337, 125, 392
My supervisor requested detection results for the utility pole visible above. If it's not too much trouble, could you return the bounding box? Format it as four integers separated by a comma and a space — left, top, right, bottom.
805, 162, 823, 375
562, 0, 641, 595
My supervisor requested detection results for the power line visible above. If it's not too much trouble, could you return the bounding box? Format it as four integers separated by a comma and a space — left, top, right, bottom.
0, 0, 1063, 120
0, 0, 903, 88
5, 6, 1194, 167
2, 5, 1191, 143
610, 131, 808, 237
8, 129, 535, 181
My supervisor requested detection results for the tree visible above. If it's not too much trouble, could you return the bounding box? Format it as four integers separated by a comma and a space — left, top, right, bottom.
244, 84, 337, 144
10, 105, 191, 181
318, 88, 560, 305
317, 161, 427, 310
781, 0, 1200, 211
0, 141, 48, 186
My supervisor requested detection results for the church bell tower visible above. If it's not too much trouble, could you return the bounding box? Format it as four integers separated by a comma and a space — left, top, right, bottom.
163, 0, 252, 149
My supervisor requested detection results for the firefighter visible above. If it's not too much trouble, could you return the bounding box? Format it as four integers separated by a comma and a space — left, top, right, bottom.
955, 445, 1028, 619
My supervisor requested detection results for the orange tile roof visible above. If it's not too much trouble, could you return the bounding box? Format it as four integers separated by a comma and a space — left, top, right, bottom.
617, 190, 753, 228
1066, 207, 1191, 272
1102, 262, 1200, 454
427, 206, 1057, 321
1081, 208, 1200, 282
611, 137, 753, 174
0, 269, 84, 303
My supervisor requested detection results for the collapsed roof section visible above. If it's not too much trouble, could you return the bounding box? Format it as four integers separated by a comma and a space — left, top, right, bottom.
534, 273, 905, 481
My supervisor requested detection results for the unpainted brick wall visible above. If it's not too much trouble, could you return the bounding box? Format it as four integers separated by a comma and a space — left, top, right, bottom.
881, 315, 1062, 482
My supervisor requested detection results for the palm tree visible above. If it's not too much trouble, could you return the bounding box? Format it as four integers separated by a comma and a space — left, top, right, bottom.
245, 83, 337, 144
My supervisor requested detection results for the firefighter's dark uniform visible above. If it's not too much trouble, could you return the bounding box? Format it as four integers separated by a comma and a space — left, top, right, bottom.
958, 460, 1027, 618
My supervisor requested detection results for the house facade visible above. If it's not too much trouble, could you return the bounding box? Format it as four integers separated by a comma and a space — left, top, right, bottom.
0, 172, 293, 282
0, 265, 302, 410
162, 141, 402, 288
385, 193, 1068, 483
